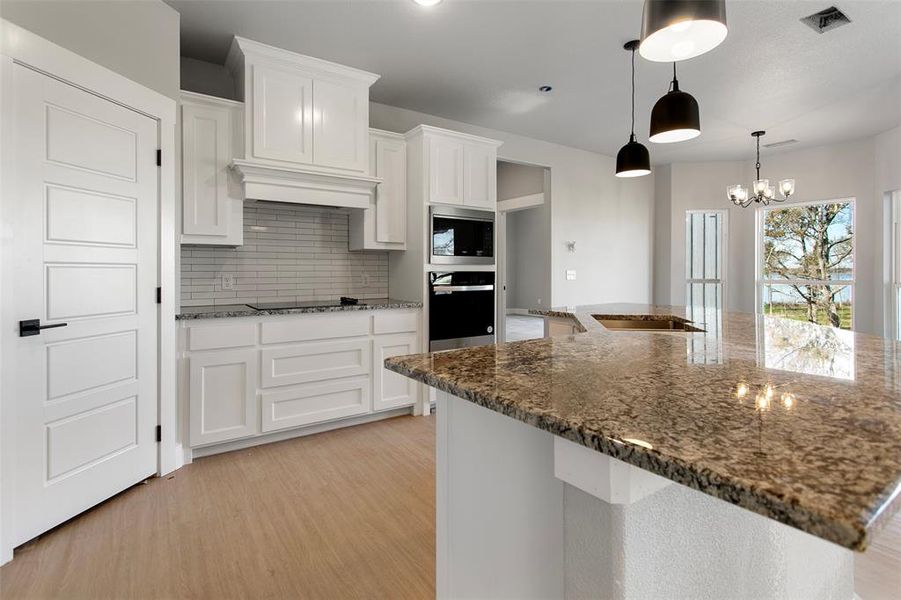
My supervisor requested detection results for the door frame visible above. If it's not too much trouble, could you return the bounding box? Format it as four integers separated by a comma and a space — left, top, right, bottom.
494, 159, 551, 343
0, 19, 177, 564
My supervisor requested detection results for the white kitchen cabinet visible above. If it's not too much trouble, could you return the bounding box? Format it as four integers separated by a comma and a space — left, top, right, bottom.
261, 377, 370, 432
188, 349, 257, 446
464, 143, 497, 210
406, 125, 502, 211
179, 91, 243, 245
226, 36, 378, 175
349, 129, 407, 251
250, 64, 313, 165
429, 136, 465, 205
179, 308, 422, 453
373, 333, 420, 411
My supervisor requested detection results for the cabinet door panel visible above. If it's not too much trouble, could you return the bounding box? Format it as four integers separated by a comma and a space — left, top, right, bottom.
189, 350, 257, 446
182, 103, 230, 236
261, 338, 371, 388
313, 80, 367, 172
429, 137, 464, 205
252, 64, 313, 164
464, 143, 496, 209
373, 333, 420, 411
261, 377, 370, 432
374, 136, 407, 243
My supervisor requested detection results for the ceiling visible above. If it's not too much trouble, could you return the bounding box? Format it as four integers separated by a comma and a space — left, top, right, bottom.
166, 0, 901, 163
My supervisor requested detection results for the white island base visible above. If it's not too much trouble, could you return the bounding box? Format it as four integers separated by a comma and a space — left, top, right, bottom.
435, 390, 854, 600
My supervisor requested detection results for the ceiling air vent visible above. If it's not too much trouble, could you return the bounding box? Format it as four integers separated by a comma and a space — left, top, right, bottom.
763, 139, 799, 149
801, 6, 851, 34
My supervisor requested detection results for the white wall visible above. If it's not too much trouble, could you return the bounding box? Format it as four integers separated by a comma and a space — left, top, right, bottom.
370, 102, 655, 307
655, 135, 892, 336
1, 0, 180, 99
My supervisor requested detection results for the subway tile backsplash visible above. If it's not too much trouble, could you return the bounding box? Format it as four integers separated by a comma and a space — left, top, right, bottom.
180, 202, 388, 306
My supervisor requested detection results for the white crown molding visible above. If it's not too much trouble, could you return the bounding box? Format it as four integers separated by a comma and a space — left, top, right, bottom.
230, 159, 381, 210
226, 36, 380, 86
404, 124, 504, 148
179, 89, 243, 109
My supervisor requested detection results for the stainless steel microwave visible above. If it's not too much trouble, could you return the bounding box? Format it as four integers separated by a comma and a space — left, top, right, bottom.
429, 206, 495, 265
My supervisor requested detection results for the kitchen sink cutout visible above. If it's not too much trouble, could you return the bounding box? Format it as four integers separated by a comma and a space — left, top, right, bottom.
593, 316, 705, 333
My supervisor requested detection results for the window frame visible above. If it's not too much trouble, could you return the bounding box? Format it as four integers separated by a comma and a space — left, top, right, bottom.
685, 209, 728, 311
755, 197, 856, 330
890, 191, 901, 340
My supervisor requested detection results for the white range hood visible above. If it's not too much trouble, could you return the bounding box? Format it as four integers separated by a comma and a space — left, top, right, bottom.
230, 159, 381, 209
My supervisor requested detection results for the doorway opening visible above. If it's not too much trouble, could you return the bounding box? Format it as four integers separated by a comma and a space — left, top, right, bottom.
496, 161, 551, 342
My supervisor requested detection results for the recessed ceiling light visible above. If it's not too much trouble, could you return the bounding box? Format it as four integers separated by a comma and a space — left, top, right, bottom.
538, 85, 553, 93
413, 0, 442, 6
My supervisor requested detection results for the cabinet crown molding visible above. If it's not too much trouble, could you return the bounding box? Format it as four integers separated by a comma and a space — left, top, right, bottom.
404, 124, 504, 148
225, 36, 380, 86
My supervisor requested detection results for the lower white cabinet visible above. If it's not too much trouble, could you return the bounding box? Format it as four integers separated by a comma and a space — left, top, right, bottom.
189, 349, 257, 446
179, 308, 422, 449
261, 377, 370, 432
373, 333, 420, 411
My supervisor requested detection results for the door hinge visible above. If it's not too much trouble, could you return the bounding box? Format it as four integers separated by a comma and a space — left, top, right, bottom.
156, 286, 162, 304
156, 149, 162, 167
155, 425, 162, 442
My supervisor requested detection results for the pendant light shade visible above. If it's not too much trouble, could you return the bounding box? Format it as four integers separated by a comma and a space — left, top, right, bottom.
649, 63, 700, 144
639, 0, 728, 62
616, 134, 651, 177
616, 40, 651, 178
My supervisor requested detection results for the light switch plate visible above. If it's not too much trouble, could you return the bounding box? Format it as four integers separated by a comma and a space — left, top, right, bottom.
566, 270, 577, 281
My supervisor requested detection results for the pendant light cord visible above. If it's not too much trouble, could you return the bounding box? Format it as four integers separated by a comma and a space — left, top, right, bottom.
630, 45, 636, 138
670, 62, 677, 91
756, 134, 761, 180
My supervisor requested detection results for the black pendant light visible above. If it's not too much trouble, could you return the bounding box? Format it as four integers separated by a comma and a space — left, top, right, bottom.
616, 40, 651, 178
639, 0, 728, 63
649, 62, 700, 144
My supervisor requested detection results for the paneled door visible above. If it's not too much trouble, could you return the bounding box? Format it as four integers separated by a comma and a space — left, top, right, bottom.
9, 64, 159, 546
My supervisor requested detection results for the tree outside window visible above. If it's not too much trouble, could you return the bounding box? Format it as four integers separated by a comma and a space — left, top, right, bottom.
760, 201, 854, 330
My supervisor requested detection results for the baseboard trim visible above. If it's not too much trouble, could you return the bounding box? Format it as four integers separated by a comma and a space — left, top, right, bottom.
191, 407, 414, 459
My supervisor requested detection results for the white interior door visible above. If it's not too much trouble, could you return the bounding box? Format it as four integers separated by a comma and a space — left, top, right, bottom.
9, 64, 159, 546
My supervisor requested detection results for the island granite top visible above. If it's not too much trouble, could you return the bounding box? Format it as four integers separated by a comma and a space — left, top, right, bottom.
177, 298, 422, 320
384, 303, 901, 551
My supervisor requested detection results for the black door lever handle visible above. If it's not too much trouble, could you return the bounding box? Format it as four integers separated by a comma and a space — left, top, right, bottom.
19, 319, 68, 337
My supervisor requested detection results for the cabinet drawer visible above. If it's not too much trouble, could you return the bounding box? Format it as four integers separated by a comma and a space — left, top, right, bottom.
261, 377, 370, 432
260, 313, 370, 344
261, 338, 371, 388
188, 323, 257, 351
373, 310, 419, 335
189, 349, 258, 446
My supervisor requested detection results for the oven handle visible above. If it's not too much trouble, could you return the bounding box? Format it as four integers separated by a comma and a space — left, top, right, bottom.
431, 284, 494, 292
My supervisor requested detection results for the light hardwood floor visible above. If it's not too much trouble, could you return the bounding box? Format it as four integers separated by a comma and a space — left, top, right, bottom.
1, 412, 897, 599
1, 415, 435, 600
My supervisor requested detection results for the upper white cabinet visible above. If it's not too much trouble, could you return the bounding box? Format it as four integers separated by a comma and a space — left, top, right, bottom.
250, 64, 313, 165
226, 36, 378, 175
407, 125, 502, 211
179, 91, 244, 245
350, 129, 407, 251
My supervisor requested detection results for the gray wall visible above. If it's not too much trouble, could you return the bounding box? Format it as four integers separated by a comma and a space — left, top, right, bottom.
1, 0, 180, 100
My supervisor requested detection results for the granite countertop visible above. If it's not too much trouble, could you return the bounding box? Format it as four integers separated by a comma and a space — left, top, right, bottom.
176, 298, 422, 320
384, 302, 901, 551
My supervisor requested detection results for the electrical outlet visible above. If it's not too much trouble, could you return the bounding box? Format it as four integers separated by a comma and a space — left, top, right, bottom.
537, 298, 542, 305
221, 274, 235, 290
566, 270, 577, 281
361, 273, 371, 287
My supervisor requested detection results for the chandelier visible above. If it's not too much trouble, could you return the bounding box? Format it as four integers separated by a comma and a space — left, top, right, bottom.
727, 131, 795, 207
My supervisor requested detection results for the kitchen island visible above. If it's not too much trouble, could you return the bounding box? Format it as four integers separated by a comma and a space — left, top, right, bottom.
384, 303, 901, 599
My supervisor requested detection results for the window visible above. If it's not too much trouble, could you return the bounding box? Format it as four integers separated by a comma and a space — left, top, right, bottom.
685, 210, 726, 311
758, 200, 854, 330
